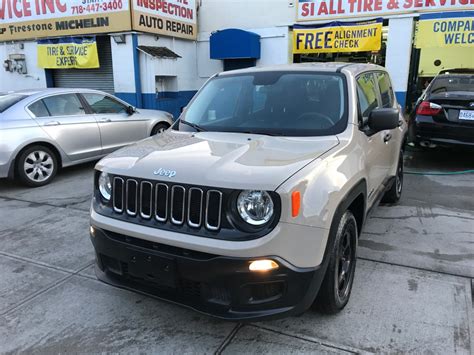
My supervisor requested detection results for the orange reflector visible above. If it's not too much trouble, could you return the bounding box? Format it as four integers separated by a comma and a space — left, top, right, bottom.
292, 191, 301, 217
249, 260, 279, 272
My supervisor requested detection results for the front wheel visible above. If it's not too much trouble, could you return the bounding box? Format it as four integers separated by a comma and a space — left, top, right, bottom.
381, 149, 404, 204
314, 210, 358, 314
17, 145, 58, 187
151, 122, 170, 136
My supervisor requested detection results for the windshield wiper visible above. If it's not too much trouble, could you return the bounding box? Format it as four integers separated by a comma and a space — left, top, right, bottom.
242, 131, 282, 136
180, 119, 206, 132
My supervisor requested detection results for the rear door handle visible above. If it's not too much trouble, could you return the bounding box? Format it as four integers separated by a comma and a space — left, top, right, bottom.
384, 133, 392, 143
44, 121, 60, 126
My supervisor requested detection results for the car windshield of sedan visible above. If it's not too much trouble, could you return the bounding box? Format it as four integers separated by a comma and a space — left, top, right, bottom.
0, 93, 29, 113
430, 74, 474, 94
180, 72, 348, 136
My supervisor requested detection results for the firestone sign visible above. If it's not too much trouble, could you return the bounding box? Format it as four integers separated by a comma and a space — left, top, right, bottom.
0, 0, 197, 42
297, 0, 474, 21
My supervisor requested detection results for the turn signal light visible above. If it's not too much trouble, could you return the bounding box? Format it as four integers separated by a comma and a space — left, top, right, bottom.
249, 260, 279, 272
416, 101, 442, 116
292, 191, 301, 217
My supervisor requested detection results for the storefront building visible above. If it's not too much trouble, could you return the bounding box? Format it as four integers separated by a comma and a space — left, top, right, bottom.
1, 0, 473, 116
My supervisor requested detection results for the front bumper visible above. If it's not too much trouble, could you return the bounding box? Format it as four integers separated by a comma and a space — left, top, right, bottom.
90, 226, 326, 321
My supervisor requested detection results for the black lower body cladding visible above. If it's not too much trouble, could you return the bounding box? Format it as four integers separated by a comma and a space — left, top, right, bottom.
90, 227, 326, 321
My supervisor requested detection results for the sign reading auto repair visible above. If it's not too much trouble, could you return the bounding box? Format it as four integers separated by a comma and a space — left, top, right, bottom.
37, 37, 99, 69
415, 14, 474, 48
297, 0, 474, 21
293, 19, 382, 54
131, 0, 197, 40
0, 0, 131, 42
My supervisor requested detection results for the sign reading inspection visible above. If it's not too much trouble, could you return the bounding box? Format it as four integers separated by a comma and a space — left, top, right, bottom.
293, 20, 382, 54
415, 14, 474, 48
37, 37, 99, 69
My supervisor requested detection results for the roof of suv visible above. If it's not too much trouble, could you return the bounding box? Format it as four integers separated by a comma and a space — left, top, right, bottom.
217, 62, 385, 77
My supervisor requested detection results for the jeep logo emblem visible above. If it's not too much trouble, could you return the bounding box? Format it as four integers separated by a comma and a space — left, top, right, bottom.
153, 168, 176, 178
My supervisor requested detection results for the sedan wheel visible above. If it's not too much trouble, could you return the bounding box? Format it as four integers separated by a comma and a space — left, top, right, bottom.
17, 146, 58, 187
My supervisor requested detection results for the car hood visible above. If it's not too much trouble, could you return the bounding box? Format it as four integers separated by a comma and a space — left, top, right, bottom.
97, 131, 339, 190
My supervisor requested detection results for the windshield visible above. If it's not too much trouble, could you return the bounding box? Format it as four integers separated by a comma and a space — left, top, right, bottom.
430, 75, 474, 94
0, 93, 29, 113
181, 72, 348, 136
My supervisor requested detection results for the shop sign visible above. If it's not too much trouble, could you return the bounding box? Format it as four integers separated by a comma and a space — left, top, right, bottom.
415, 15, 474, 48
293, 19, 382, 54
131, 0, 197, 40
37, 37, 99, 69
0, 0, 131, 42
297, 0, 474, 22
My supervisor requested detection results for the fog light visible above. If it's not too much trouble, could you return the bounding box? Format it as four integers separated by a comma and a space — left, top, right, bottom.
249, 259, 279, 272
90, 225, 96, 237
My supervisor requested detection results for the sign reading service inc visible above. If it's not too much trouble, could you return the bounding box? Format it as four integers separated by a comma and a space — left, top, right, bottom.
37, 37, 99, 69
297, 0, 474, 22
293, 19, 382, 54
415, 14, 474, 48
0, 0, 131, 42
131, 0, 197, 40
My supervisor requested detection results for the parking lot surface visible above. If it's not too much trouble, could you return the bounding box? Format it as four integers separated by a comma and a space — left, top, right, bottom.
0, 147, 473, 354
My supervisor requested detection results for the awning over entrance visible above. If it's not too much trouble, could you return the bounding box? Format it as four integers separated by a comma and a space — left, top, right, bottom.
210, 29, 261, 60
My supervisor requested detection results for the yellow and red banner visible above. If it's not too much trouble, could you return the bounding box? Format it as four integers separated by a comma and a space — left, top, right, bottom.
37, 37, 99, 69
293, 20, 382, 54
415, 14, 474, 48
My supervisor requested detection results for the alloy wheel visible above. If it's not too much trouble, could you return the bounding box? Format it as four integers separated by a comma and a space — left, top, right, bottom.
24, 150, 54, 183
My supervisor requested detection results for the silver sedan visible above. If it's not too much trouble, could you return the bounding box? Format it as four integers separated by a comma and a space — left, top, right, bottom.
0, 88, 174, 187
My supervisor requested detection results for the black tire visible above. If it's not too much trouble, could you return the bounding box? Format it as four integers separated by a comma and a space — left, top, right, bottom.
381, 149, 404, 204
151, 122, 170, 135
16, 145, 58, 187
314, 210, 358, 314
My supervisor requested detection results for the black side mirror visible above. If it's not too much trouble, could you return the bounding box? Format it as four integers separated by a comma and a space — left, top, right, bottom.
368, 108, 399, 132
126, 106, 135, 115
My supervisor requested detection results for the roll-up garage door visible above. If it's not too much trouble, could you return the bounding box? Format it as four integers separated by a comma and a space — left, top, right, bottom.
53, 36, 114, 93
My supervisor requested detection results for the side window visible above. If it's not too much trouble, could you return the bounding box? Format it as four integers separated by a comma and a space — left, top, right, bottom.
82, 93, 128, 114
42, 94, 85, 116
357, 73, 379, 119
376, 72, 394, 108
28, 100, 50, 117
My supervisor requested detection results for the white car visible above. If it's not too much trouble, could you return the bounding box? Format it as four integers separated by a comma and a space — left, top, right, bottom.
0, 88, 173, 186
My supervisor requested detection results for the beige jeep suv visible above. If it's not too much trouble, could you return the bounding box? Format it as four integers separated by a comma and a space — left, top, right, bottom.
90, 63, 407, 321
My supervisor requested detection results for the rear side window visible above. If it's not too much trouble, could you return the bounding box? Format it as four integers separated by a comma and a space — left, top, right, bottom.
42, 94, 85, 116
0, 94, 28, 113
82, 93, 128, 114
357, 73, 379, 118
28, 100, 50, 117
376, 72, 394, 108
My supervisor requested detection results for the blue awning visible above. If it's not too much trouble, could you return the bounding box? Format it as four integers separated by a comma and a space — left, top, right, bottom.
210, 29, 261, 60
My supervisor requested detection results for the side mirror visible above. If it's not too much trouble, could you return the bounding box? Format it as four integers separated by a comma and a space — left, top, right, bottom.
126, 106, 135, 115
368, 108, 399, 132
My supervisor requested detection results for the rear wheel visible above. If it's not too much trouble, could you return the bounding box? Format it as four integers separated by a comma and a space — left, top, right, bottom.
16, 145, 58, 187
151, 122, 170, 135
382, 149, 404, 204
314, 210, 358, 314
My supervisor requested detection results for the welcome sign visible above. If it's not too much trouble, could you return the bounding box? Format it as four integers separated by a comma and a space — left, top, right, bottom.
415, 13, 474, 48
37, 37, 100, 69
293, 19, 382, 54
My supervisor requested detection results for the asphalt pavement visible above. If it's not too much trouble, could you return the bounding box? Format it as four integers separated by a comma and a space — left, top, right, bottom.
0, 147, 472, 354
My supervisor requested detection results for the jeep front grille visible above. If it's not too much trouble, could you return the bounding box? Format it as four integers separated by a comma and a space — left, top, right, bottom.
112, 177, 223, 231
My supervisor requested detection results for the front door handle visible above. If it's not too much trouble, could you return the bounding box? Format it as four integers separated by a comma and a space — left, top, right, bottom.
99, 118, 112, 123
44, 121, 60, 126
384, 133, 392, 143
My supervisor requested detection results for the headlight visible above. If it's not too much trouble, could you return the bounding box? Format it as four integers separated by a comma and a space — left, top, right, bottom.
237, 190, 274, 226
98, 172, 112, 201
